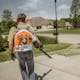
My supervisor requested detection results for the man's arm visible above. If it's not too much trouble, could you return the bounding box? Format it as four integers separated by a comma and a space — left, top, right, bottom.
27, 22, 43, 48
8, 27, 16, 60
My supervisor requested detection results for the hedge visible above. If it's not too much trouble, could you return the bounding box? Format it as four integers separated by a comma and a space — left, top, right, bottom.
38, 36, 57, 44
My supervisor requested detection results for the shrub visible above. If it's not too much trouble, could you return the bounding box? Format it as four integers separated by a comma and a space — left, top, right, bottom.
0, 35, 5, 51
3, 36, 8, 48
38, 36, 57, 44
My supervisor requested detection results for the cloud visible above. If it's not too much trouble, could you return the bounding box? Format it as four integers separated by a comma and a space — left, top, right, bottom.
18, 0, 40, 11
27, 10, 54, 19
18, 0, 54, 19
18, 0, 71, 19
58, 4, 70, 10
57, 4, 70, 19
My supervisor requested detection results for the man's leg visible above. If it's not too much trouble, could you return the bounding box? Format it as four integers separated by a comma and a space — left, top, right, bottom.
16, 52, 29, 80
25, 51, 35, 80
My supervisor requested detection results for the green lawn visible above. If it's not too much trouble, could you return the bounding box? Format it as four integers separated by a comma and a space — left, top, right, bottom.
33, 43, 71, 56
1, 43, 80, 62
0, 43, 71, 62
0, 49, 11, 62
36, 28, 80, 34
50, 44, 80, 56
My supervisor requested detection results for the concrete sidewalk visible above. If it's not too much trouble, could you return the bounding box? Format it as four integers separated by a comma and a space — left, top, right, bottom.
0, 55, 80, 80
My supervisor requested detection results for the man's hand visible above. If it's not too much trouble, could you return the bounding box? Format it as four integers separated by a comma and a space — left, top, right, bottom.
10, 53, 16, 61
33, 41, 43, 48
39, 42, 43, 48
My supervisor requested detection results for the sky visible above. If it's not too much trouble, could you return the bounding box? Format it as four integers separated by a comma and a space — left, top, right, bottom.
0, 0, 72, 21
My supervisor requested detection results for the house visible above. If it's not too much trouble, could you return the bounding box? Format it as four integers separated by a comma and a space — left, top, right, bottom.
65, 22, 73, 30
30, 17, 54, 30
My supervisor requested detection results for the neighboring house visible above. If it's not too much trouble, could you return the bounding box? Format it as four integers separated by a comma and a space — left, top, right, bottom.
47, 25, 53, 29
30, 17, 54, 30
65, 22, 73, 30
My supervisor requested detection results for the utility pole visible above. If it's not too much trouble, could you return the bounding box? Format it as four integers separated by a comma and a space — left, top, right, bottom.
54, 0, 58, 43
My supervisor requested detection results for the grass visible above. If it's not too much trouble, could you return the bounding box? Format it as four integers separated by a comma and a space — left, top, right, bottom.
0, 49, 11, 62
36, 28, 80, 34
50, 48, 80, 56
49, 44, 80, 56
33, 43, 71, 56
0, 43, 71, 62
38, 36, 57, 44
1, 43, 80, 62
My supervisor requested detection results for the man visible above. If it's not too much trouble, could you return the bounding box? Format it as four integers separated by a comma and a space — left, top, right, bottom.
8, 13, 42, 53
8, 13, 42, 80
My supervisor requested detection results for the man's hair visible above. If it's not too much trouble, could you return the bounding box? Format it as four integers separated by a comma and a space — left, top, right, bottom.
17, 13, 26, 23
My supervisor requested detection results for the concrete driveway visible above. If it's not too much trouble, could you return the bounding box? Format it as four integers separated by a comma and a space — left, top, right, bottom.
0, 55, 80, 80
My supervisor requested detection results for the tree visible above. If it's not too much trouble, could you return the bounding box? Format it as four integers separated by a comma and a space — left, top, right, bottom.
70, 0, 80, 28
0, 35, 5, 51
70, 0, 80, 18
58, 19, 65, 28
1, 9, 12, 30
77, 16, 80, 28
0, 22, 1, 31
0, 28, 1, 35
2, 9, 12, 21
61, 18, 73, 23
1, 9, 16, 34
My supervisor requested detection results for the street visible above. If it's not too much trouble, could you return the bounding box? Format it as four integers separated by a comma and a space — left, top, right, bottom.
37, 34, 80, 44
